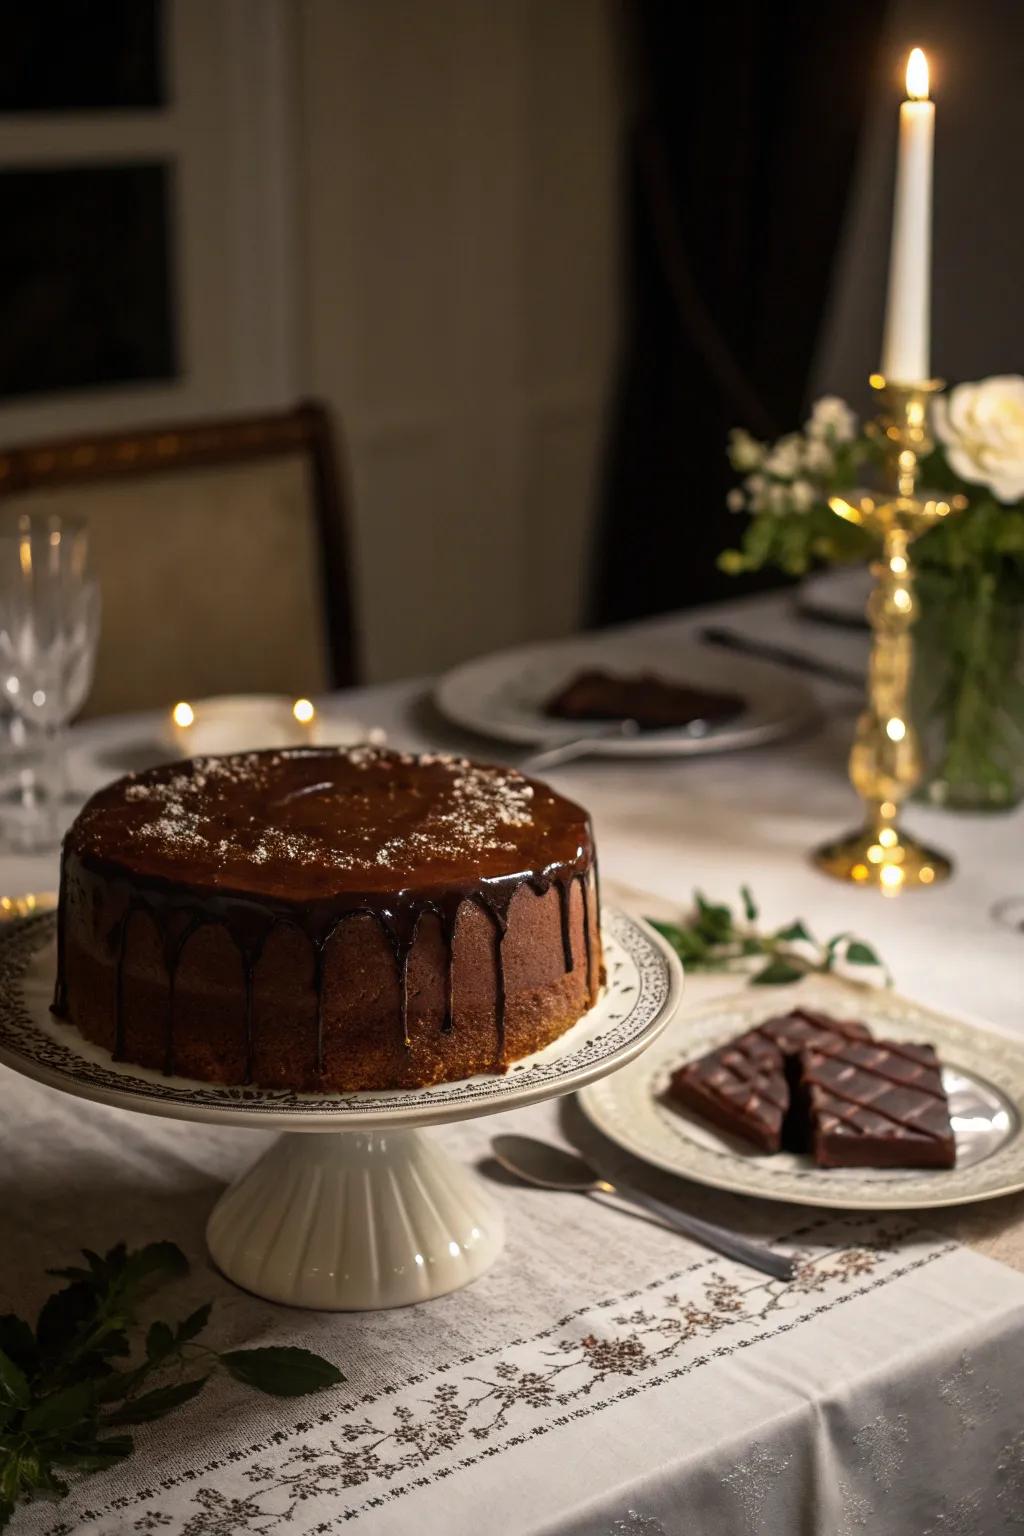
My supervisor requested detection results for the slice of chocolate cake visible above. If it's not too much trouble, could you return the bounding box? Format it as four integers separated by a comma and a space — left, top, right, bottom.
544, 669, 743, 731
796, 1038, 956, 1169
668, 1009, 872, 1154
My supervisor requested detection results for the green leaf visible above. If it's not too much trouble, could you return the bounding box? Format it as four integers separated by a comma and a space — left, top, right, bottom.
35, 1282, 97, 1363
16, 1453, 68, 1498
221, 1347, 344, 1398
50, 1435, 133, 1471
693, 892, 734, 944
22, 1380, 95, 1437
0, 1452, 20, 1505
93, 1372, 133, 1405
0, 1352, 29, 1412
101, 1243, 128, 1276
751, 958, 806, 985
0, 1494, 14, 1532
93, 1361, 156, 1405
175, 1304, 212, 1346
106, 1375, 208, 1425
44, 1266, 94, 1286
0, 1318, 35, 1378
646, 920, 708, 963
844, 940, 882, 966
97, 1331, 131, 1362
774, 919, 813, 945
118, 1242, 188, 1300
740, 885, 758, 922
145, 1322, 175, 1364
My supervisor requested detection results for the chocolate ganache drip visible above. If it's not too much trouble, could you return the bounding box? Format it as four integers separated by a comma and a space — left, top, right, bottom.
53, 747, 597, 1084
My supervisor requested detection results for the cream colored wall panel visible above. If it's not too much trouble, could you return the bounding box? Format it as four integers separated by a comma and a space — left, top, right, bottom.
523, 404, 607, 639
352, 420, 526, 680
521, 0, 618, 395
300, 0, 620, 681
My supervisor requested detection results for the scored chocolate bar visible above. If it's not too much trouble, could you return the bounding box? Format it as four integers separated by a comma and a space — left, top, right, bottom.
667, 1009, 871, 1154
797, 1037, 956, 1169
668, 1010, 957, 1170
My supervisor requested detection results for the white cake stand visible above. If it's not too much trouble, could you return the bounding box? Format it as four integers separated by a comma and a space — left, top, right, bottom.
0, 907, 681, 1311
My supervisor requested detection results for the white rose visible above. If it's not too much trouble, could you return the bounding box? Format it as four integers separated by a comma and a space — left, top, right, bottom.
933, 375, 1024, 504
789, 479, 814, 512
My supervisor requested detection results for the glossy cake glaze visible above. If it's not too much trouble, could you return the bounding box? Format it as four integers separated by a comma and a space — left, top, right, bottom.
54, 746, 603, 1090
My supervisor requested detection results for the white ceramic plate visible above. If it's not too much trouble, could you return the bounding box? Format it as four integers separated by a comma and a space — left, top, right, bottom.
796, 567, 871, 629
0, 906, 681, 1132
434, 633, 818, 757
579, 982, 1024, 1210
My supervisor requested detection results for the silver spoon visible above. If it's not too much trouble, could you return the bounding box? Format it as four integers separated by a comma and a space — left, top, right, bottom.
491, 1134, 794, 1281
521, 720, 641, 773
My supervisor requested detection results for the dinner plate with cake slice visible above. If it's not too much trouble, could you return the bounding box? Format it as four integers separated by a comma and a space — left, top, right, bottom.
434, 632, 819, 758
579, 983, 1024, 1210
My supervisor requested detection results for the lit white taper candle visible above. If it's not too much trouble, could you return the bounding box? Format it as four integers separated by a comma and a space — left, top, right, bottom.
881, 48, 935, 384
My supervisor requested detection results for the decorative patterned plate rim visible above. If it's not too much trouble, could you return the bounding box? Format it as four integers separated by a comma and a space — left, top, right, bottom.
434, 633, 818, 757
0, 906, 681, 1131
578, 982, 1024, 1210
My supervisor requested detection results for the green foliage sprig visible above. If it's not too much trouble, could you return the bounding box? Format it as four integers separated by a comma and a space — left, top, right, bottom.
648, 888, 891, 987
0, 1241, 344, 1529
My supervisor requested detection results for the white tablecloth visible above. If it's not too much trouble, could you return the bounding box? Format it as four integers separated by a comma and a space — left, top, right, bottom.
4, 590, 1024, 1535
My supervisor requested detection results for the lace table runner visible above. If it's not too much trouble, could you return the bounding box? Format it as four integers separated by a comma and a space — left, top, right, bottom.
5, 1070, 1024, 1536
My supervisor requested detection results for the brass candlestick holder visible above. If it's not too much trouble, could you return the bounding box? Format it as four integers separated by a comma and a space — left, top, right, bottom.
813, 374, 966, 893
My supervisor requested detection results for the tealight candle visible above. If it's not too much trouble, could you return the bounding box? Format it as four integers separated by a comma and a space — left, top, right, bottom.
163, 695, 372, 759
166, 695, 320, 757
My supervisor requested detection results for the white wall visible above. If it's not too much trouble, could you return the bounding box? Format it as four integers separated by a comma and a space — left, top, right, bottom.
813, 0, 1024, 405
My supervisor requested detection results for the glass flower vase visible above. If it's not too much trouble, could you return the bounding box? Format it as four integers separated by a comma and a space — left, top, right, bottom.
913, 568, 1024, 812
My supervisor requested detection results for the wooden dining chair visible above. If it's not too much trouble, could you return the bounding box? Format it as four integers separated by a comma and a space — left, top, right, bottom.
0, 401, 358, 717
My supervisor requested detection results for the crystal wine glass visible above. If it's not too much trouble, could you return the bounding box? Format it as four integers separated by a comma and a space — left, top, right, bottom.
0, 511, 101, 851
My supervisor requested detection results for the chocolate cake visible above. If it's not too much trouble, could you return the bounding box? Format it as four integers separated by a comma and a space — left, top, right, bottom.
668, 1009, 956, 1170
54, 747, 603, 1091
544, 669, 743, 731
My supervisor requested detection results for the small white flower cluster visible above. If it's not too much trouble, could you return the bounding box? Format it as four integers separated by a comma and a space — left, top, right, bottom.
726, 396, 858, 518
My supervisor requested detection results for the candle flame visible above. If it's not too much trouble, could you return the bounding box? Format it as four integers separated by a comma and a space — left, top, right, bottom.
906, 47, 929, 101
293, 698, 315, 724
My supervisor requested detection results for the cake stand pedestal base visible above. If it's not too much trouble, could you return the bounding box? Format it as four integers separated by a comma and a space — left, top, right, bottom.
206, 1128, 504, 1311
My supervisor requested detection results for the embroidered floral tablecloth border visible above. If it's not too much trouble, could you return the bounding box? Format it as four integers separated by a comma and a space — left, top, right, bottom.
35, 1214, 963, 1536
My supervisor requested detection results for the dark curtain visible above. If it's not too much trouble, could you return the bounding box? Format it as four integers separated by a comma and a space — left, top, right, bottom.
592, 0, 889, 625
